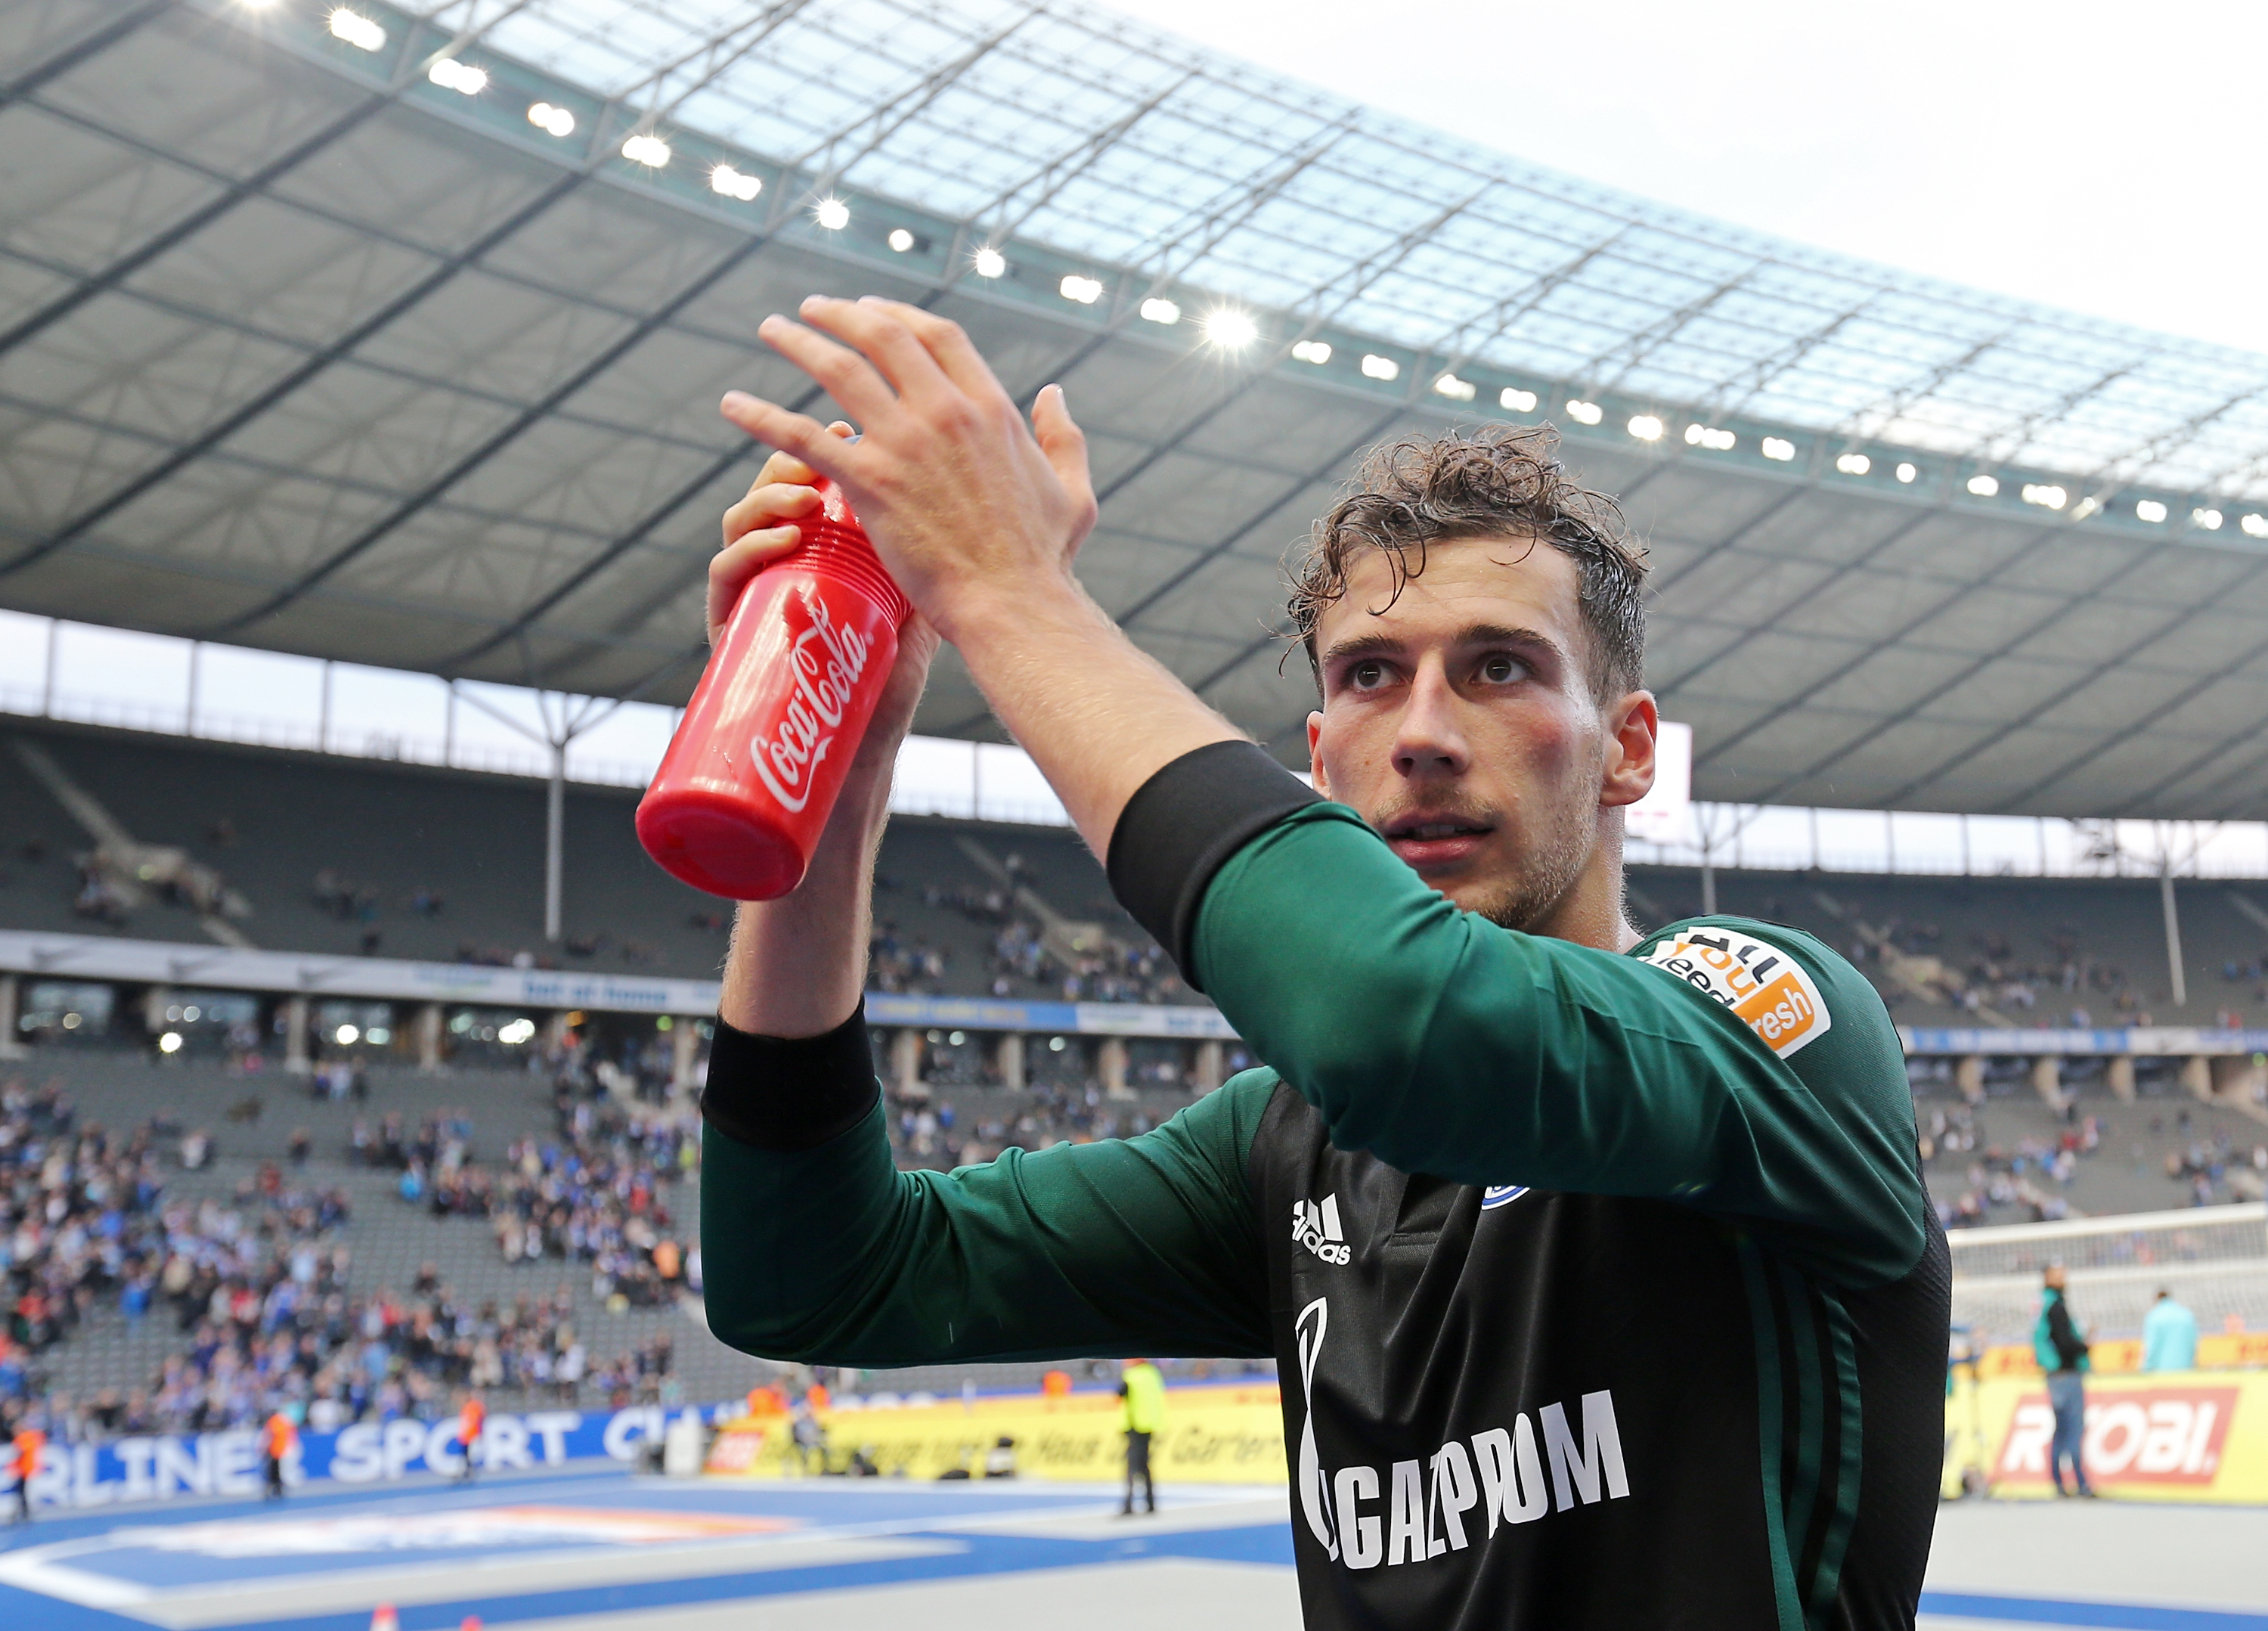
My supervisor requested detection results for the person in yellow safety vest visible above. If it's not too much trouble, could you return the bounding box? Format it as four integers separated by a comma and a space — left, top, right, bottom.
262, 1408, 299, 1501
1117, 1359, 1166, 1516
8, 1425, 45, 1524
457, 1393, 487, 1482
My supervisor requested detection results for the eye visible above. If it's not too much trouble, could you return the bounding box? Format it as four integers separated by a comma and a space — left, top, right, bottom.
1347, 659, 1391, 690
1476, 653, 1528, 685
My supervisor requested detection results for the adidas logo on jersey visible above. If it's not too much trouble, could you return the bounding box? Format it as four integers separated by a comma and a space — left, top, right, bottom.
1294, 1195, 1352, 1264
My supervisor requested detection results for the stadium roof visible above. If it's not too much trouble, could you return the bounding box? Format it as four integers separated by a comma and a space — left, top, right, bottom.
3, 0, 2267, 820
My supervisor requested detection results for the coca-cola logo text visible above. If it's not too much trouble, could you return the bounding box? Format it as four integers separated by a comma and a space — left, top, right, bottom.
750, 584, 871, 813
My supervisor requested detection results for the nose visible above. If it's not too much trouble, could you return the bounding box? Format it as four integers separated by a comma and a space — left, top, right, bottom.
1390, 658, 1470, 780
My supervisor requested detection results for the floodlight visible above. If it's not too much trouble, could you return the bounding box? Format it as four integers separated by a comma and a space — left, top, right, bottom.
1761, 437, 1795, 461
1059, 274, 1104, 304
428, 58, 486, 94
2020, 483, 2066, 510
1436, 374, 1477, 402
1204, 309, 1259, 349
813, 197, 849, 229
159, 1031, 183, 1054
528, 102, 575, 138
710, 164, 761, 202
973, 247, 1006, 279
1139, 298, 1180, 325
327, 8, 385, 49
621, 133, 671, 168
336, 1024, 360, 1045
2135, 499, 2167, 522
1499, 387, 1536, 411
1628, 414, 1662, 441
1895, 463, 1916, 483
1564, 399, 1602, 426
888, 228, 916, 253
1684, 424, 1735, 451
1290, 340, 1331, 364
1361, 354, 1400, 381
1836, 452, 1870, 476
1966, 473, 1999, 497
2192, 507, 2223, 530
2242, 514, 2268, 538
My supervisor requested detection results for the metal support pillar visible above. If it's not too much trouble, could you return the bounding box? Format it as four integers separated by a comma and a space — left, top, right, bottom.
546, 740, 567, 945
144, 984, 171, 1035
993, 1031, 1024, 1091
1099, 1037, 1131, 1100
1954, 1055, 1984, 1105
416, 1002, 444, 1072
1193, 1039, 1223, 1093
2106, 1055, 2136, 1102
0, 973, 22, 1059
2180, 1056, 2212, 1102
283, 995, 311, 1075
1700, 851, 1716, 917
2161, 870, 2186, 1009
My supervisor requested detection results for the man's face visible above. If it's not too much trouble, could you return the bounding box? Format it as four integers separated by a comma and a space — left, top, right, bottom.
1306, 535, 1653, 931
2045, 1267, 2067, 1291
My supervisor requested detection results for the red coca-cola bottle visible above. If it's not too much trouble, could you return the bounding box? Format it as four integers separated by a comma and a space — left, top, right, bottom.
636, 480, 911, 900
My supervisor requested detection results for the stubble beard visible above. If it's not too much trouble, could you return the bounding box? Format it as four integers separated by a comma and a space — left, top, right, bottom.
1462, 802, 1596, 935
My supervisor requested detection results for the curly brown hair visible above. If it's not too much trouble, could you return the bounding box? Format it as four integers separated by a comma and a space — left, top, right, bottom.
1287, 423, 1647, 701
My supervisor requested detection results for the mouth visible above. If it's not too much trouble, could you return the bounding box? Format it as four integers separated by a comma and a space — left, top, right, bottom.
1381, 813, 1496, 869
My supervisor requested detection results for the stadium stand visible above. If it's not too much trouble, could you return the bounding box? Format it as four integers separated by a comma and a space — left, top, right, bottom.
6, 716, 2265, 1027
0, 718, 1182, 1005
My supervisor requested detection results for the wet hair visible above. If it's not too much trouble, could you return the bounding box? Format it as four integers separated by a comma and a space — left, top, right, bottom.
1287, 422, 1647, 700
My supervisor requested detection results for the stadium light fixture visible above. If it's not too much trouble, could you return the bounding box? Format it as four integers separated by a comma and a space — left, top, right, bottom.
428, 58, 487, 95
1895, 462, 1917, 483
2020, 483, 2066, 510
159, 1031, 183, 1054
327, 8, 385, 50
1059, 274, 1104, 304
1291, 340, 1331, 364
1139, 297, 1181, 325
2193, 507, 2223, 530
888, 228, 916, 253
1499, 387, 1537, 412
1966, 473, 2000, 498
336, 1024, 360, 1045
1761, 436, 1796, 461
527, 102, 575, 138
2135, 498, 2167, 522
1436, 374, 1477, 402
1565, 399, 1602, 426
1362, 354, 1400, 381
973, 247, 1007, 279
621, 133, 671, 168
1685, 423, 1734, 451
2242, 514, 2268, 538
710, 164, 761, 202
1627, 414, 1663, 441
1204, 309, 1259, 349
813, 197, 849, 230
1836, 452, 1870, 476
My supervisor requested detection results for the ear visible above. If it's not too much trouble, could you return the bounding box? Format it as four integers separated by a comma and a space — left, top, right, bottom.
1599, 690, 1658, 811
1306, 711, 1331, 800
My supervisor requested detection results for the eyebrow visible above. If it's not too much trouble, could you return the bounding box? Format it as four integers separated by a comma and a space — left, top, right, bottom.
1318, 622, 1566, 669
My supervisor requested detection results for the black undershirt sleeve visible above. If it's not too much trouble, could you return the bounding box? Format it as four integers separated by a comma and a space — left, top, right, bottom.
1105, 739, 1321, 988
698, 1006, 880, 1153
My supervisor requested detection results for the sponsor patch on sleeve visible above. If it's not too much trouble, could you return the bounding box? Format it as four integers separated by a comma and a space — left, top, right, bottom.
1636, 927, 1832, 1059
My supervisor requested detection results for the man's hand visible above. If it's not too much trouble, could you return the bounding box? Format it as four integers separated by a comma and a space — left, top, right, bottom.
719, 296, 1097, 641
711, 420, 939, 1039
717, 295, 1242, 860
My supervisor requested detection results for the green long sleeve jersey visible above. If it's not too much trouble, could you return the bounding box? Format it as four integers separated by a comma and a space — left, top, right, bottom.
702, 793, 1946, 1630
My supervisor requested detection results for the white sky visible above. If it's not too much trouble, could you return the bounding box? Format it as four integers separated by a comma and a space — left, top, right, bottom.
1105, 0, 2268, 355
